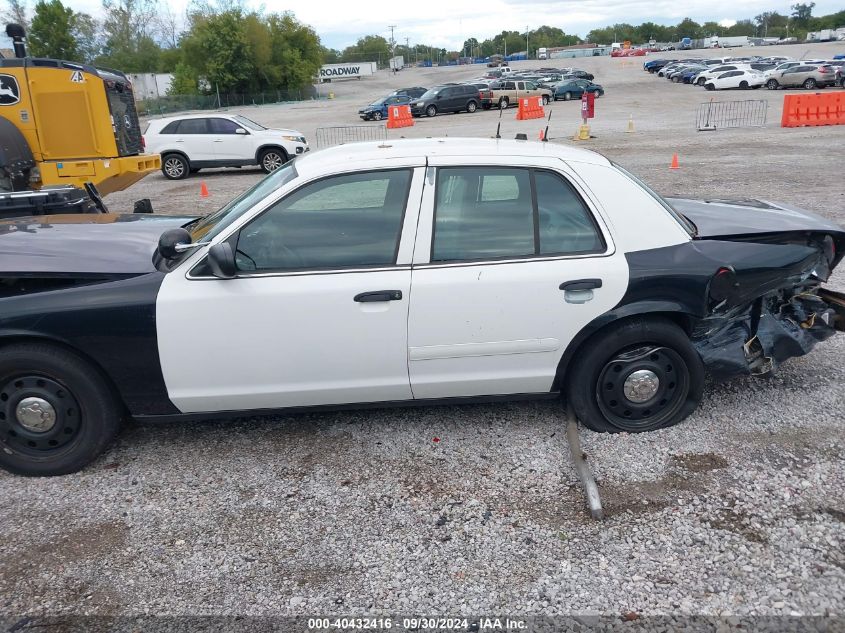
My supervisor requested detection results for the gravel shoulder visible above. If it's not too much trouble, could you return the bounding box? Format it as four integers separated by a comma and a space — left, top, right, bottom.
1, 43, 844, 619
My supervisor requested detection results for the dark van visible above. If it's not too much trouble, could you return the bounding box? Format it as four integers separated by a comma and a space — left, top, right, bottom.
410, 84, 480, 117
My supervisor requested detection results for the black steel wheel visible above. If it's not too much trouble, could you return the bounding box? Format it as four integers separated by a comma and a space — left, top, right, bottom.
595, 346, 690, 432
0, 343, 121, 476
566, 318, 704, 434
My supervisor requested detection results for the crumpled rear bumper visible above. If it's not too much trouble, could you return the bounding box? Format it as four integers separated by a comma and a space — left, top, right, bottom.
692, 289, 844, 380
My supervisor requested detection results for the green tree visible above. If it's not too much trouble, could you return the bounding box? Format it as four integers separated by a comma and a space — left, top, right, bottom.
167, 61, 198, 94
28, 0, 78, 59
791, 2, 814, 26
180, 9, 253, 92
98, 0, 161, 71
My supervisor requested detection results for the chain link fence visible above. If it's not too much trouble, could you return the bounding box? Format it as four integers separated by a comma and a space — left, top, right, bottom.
136, 87, 323, 117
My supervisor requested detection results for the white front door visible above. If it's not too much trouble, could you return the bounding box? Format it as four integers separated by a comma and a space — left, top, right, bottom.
208, 117, 250, 161
407, 159, 629, 400
157, 167, 424, 414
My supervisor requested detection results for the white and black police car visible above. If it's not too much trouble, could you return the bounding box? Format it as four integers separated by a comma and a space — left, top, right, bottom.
1, 138, 843, 475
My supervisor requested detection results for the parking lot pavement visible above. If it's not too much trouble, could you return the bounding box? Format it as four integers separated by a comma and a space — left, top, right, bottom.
1, 43, 843, 618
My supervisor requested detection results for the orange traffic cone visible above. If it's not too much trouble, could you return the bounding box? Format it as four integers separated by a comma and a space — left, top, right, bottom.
670, 153, 680, 170
200, 181, 209, 198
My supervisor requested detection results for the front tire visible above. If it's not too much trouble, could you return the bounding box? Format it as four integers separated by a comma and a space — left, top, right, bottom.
803, 78, 816, 89
566, 318, 704, 434
373, 111, 383, 121
541, 95, 550, 105
425, 105, 437, 117
259, 148, 287, 174
498, 97, 509, 109
705, 83, 715, 91
766, 79, 779, 90
162, 154, 189, 180
562, 92, 571, 101
0, 343, 121, 476
466, 100, 478, 113
739, 80, 749, 89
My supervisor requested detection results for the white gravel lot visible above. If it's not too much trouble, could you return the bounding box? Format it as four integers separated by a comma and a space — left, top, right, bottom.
1, 42, 844, 625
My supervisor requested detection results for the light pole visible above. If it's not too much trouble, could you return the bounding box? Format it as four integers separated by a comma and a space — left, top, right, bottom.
526, 25, 529, 59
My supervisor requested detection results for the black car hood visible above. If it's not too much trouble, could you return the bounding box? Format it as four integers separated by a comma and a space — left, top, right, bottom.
667, 197, 845, 239
0, 214, 198, 275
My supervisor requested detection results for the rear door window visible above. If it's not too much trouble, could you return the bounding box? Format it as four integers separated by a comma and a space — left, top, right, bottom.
176, 119, 209, 134
431, 167, 604, 262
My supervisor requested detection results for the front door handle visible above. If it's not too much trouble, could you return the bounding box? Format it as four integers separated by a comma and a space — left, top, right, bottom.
559, 279, 602, 291
354, 290, 403, 303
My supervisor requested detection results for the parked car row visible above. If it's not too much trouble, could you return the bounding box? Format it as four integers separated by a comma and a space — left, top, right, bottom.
646, 55, 845, 91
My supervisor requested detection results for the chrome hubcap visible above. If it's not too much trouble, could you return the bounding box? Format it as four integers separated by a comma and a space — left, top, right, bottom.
164, 158, 184, 177
16, 397, 56, 433
623, 370, 660, 403
263, 154, 283, 171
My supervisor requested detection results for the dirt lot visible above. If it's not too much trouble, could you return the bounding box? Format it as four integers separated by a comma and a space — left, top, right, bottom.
2, 43, 844, 623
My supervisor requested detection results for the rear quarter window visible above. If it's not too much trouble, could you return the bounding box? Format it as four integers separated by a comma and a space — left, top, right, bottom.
160, 120, 179, 134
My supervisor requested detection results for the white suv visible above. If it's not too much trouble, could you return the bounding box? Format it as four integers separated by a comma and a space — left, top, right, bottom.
144, 113, 308, 180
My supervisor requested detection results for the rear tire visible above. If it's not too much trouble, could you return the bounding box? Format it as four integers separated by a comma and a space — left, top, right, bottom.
0, 343, 121, 476
566, 318, 704, 434
705, 83, 715, 91
162, 154, 189, 180
562, 92, 571, 101
466, 100, 478, 113
541, 95, 550, 105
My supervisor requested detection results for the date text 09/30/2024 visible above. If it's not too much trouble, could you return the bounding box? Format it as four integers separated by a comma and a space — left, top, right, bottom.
307, 617, 528, 630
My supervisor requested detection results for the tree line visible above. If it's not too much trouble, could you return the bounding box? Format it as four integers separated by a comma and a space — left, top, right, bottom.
3, 0, 843, 98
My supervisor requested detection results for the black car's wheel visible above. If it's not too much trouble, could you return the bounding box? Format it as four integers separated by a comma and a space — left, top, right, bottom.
697, 77, 706, 86
425, 104, 437, 117
0, 343, 121, 476
739, 80, 749, 89
162, 154, 189, 180
259, 148, 287, 174
499, 97, 509, 109
705, 83, 715, 91
766, 79, 779, 90
803, 78, 816, 89
373, 111, 383, 121
466, 100, 478, 113
566, 318, 704, 434
541, 95, 550, 105
562, 92, 571, 101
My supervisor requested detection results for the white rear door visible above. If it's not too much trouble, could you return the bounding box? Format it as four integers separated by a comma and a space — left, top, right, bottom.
157, 165, 425, 414
407, 157, 629, 400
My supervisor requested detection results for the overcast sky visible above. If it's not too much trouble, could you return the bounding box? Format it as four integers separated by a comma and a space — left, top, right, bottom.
14, 0, 845, 50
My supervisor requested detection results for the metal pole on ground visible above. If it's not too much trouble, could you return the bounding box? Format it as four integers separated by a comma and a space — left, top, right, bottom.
565, 405, 603, 520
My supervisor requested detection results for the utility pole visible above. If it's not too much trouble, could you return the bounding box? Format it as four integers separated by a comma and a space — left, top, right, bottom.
526, 25, 529, 59
388, 25, 396, 58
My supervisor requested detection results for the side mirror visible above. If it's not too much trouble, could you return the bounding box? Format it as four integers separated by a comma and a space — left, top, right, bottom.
235, 128, 247, 135
158, 227, 192, 259
207, 242, 236, 279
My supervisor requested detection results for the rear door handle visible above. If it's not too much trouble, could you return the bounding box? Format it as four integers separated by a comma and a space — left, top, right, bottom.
354, 290, 403, 303
559, 279, 602, 291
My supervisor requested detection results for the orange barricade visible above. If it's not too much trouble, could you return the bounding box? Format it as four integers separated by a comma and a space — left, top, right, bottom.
386, 104, 414, 129
781, 92, 845, 128
516, 96, 545, 120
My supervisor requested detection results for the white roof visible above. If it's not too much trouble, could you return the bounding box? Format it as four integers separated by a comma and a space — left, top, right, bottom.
295, 137, 610, 175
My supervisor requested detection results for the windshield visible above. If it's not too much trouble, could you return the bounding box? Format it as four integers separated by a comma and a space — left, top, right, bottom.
612, 162, 697, 237
232, 115, 266, 131
186, 161, 298, 244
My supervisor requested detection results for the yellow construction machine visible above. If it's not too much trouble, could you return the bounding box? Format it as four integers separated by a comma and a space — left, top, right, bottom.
0, 23, 160, 217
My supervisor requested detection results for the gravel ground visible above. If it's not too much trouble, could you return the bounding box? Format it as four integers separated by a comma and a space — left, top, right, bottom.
1, 43, 844, 623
